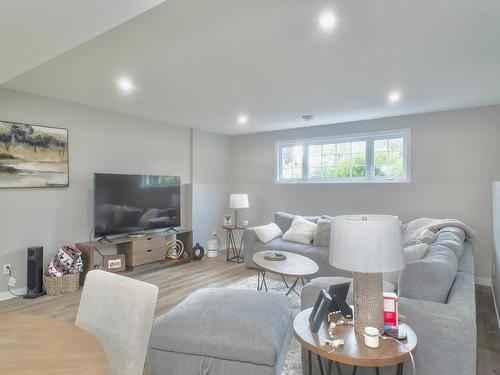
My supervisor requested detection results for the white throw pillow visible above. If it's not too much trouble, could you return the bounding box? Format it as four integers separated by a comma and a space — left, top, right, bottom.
282, 216, 317, 245
254, 223, 283, 244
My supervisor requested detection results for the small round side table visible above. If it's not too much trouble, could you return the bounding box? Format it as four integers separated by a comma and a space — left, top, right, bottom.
294, 308, 417, 375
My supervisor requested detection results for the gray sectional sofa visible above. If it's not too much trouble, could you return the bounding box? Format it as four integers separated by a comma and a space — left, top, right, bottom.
300, 226, 476, 375
244, 212, 351, 278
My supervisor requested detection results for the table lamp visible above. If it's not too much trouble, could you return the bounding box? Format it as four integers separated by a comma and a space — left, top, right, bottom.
229, 194, 249, 227
329, 215, 404, 335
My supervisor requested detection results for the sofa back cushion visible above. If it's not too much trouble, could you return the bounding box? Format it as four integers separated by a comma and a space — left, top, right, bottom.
313, 219, 331, 247
274, 212, 320, 233
398, 244, 458, 303
434, 227, 466, 259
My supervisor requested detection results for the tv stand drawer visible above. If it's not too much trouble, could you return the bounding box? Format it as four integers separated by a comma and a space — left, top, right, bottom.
132, 237, 165, 252
124, 247, 165, 267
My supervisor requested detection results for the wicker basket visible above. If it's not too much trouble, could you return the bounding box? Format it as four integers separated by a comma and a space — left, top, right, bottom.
43, 272, 80, 296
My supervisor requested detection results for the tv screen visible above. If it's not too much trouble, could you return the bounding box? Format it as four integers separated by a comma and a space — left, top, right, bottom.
94, 173, 181, 237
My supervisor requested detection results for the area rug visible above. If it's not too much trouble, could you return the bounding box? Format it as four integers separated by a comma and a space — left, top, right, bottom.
229, 273, 304, 375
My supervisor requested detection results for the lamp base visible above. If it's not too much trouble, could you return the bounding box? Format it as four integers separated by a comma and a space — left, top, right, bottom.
352, 272, 384, 335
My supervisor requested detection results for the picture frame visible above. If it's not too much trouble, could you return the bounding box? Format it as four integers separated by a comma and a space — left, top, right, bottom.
309, 289, 332, 333
103, 254, 126, 273
223, 215, 232, 226
0, 120, 69, 188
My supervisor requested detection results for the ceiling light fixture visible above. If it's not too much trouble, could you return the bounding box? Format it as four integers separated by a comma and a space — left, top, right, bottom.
319, 11, 336, 32
116, 77, 136, 93
387, 91, 401, 104
237, 115, 248, 125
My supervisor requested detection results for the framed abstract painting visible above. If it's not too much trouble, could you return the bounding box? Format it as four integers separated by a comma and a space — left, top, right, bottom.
0, 120, 69, 188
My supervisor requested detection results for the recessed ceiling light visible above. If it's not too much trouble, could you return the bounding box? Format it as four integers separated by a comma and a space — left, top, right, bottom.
237, 115, 248, 125
319, 11, 336, 32
116, 77, 136, 93
388, 91, 401, 104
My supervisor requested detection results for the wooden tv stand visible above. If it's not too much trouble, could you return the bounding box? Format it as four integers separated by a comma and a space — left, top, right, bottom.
76, 229, 193, 285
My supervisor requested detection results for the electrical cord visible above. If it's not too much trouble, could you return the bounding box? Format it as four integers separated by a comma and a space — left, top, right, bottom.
213, 233, 222, 250
6, 266, 24, 297
380, 335, 416, 375
88, 225, 105, 264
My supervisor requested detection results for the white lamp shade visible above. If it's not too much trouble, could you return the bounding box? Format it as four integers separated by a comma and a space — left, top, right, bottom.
229, 194, 249, 209
329, 214, 404, 273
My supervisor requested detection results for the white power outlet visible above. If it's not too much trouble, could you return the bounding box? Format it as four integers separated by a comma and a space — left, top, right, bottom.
3, 264, 11, 275
8, 276, 16, 288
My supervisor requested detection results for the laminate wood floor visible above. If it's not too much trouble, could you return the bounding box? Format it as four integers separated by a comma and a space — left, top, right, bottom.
0, 252, 254, 322
0, 255, 498, 374
476, 285, 500, 375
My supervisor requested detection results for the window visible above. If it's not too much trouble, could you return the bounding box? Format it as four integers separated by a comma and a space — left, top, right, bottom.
276, 129, 410, 183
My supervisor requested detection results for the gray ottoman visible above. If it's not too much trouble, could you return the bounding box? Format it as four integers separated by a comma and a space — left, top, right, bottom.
149, 288, 293, 375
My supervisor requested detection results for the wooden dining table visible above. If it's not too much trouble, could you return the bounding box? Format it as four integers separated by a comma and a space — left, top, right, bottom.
0, 312, 108, 374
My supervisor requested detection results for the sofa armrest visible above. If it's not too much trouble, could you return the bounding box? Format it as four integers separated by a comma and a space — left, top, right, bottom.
243, 228, 260, 269
398, 297, 476, 375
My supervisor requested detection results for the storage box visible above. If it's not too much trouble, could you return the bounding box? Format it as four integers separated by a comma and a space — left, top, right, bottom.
383, 292, 398, 330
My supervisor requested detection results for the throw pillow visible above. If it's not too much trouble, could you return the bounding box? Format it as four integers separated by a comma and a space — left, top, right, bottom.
313, 219, 331, 247
282, 216, 317, 245
253, 223, 283, 243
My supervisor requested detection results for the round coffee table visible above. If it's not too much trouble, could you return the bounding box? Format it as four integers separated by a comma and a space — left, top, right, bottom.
294, 308, 417, 375
252, 251, 319, 296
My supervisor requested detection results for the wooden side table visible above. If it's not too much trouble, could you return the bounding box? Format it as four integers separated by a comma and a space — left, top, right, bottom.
0, 312, 108, 374
294, 308, 417, 375
223, 225, 247, 263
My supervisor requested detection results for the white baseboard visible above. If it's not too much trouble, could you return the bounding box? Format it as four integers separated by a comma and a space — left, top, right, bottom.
492, 284, 500, 330
475, 277, 492, 287
0, 287, 27, 302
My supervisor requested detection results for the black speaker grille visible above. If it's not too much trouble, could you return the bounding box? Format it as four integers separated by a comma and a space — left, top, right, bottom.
27, 260, 36, 290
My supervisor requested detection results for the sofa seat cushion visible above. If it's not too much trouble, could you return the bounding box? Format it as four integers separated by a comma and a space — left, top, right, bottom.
398, 244, 458, 303
150, 288, 293, 367
254, 237, 311, 255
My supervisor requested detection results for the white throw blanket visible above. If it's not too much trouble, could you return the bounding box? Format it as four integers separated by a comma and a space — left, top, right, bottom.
402, 217, 475, 240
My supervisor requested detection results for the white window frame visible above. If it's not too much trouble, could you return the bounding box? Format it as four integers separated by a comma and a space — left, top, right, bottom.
276, 128, 411, 184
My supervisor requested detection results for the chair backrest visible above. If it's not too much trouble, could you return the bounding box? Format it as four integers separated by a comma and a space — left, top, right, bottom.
76, 270, 158, 375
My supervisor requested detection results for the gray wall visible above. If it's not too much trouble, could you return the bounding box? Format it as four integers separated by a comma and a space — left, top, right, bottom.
493, 182, 500, 319
229, 105, 500, 281
0, 88, 229, 294
190, 129, 230, 247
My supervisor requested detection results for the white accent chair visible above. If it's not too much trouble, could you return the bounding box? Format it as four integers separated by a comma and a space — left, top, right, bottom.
76, 270, 159, 375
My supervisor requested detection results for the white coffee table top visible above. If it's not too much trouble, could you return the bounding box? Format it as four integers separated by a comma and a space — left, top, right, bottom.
252, 251, 319, 277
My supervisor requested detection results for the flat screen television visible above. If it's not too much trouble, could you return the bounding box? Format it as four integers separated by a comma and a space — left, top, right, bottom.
94, 173, 181, 237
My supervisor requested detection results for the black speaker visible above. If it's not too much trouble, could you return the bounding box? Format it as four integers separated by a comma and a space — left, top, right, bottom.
192, 243, 205, 260
23, 246, 45, 299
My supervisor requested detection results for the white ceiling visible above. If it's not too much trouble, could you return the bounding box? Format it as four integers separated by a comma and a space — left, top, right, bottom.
0, 0, 165, 84
3, 0, 500, 135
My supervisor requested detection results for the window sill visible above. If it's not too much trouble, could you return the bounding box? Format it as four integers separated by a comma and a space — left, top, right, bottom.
276, 178, 411, 185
